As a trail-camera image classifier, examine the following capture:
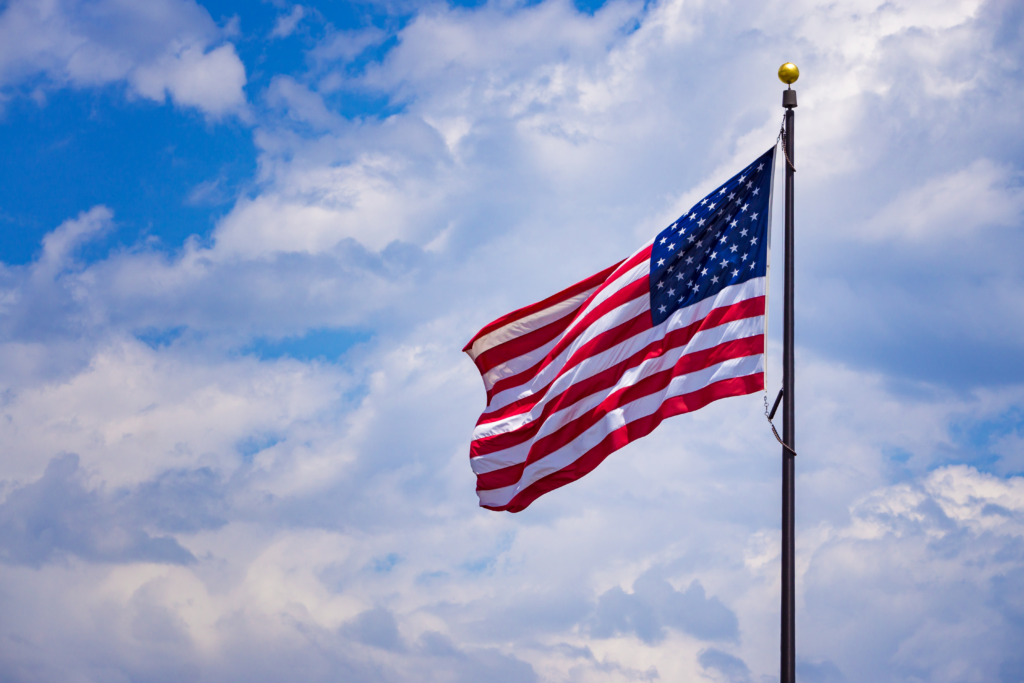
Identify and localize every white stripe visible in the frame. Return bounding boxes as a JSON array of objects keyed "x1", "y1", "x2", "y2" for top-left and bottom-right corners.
[
  {"x1": 466, "y1": 287, "x2": 599, "y2": 361},
  {"x1": 481, "y1": 336, "x2": 559, "y2": 392},
  {"x1": 472, "y1": 314, "x2": 764, "y2": 448},
  {"x1": 477, "y1": 354, "x2": 764, "y2": 507},
  {"x1": 479, "y1": 250, "x2": 660, "y2": 405},
  {"x1": 480, "y1": 277, "x2": 766, "y2": 418},
  {"x1": 560, "y1": 250, "x2": 651, "y2": 341},
  {"x1": 474, "y1": 352, "x2": 759, "y2": 477},
  {"x1": 482, "y1": 293, "x2": 650, "y2": 412}
]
